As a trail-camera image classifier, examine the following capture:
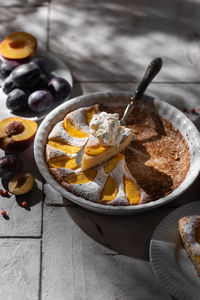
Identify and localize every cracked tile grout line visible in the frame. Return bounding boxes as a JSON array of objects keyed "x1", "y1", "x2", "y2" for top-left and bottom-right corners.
[
  {"x1": 38, "y1": 178, "x2": 45, "y2": 300},
  {"x1": 46, "y1": 0, "x2": 52, "y2": 52}
]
